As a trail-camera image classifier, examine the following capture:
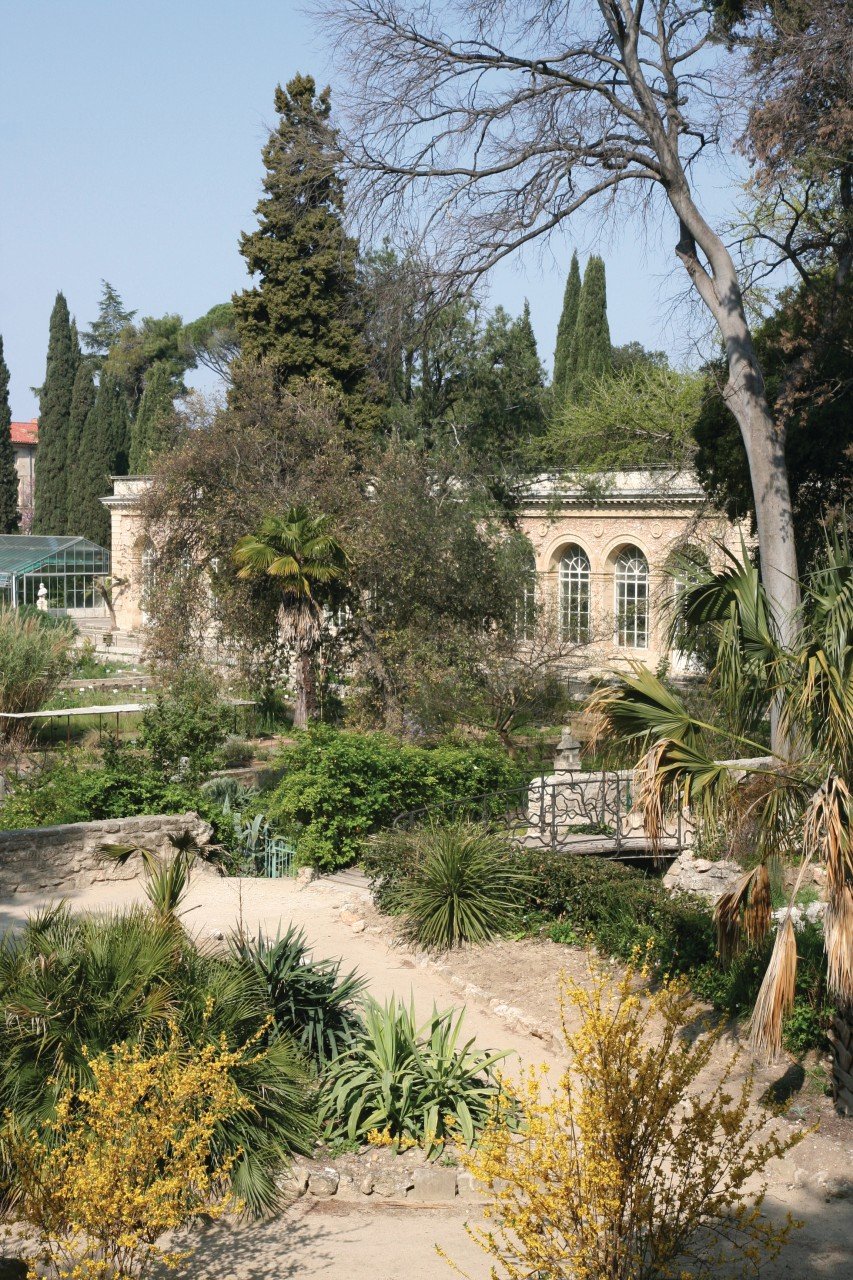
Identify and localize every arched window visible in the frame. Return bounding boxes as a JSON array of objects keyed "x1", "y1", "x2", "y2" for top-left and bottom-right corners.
[
  {"x1": 559, "y1": 545, "x2": 591, "y2": 642},
  {"x1": 614, "y1": 547, "x2": 649, "y2": 648},
  {"x1": 515, "y1": 554, "x2": 537, "y2": 641},
  {"x1": 668, "y1": 546, "x2": 710, "y2": 649}
]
